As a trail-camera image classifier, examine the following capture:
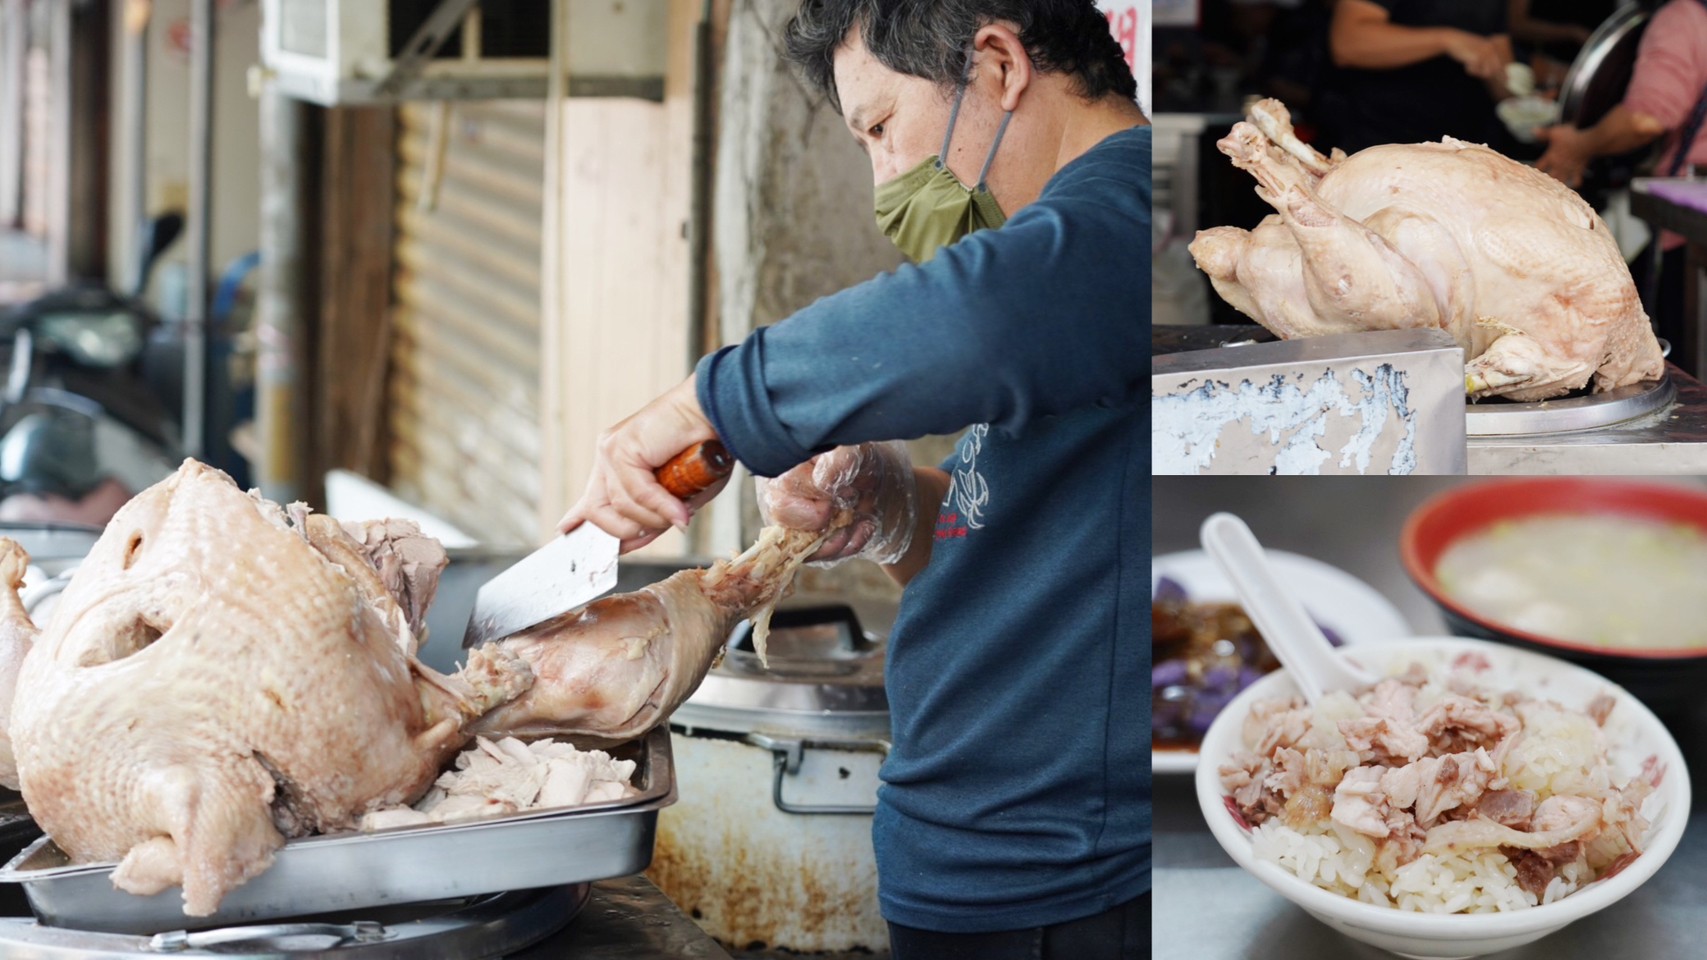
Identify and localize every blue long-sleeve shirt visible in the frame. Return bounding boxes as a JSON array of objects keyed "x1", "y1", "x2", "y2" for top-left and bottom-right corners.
[{"x1": 696, "y1": 124, "x2": 1150, "y2": 933}]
